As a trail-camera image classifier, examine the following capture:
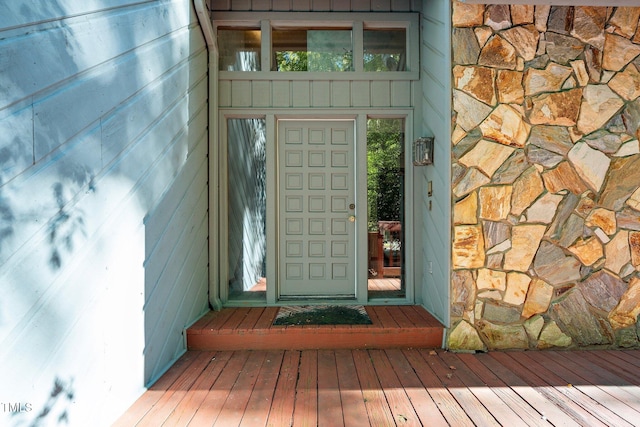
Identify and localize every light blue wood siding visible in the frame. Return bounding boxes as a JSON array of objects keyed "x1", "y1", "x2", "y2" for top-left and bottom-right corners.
[
  {"x1": 418, "y1": 0, "x2": 451, "y2": 327},
  {"x1": 0, "y1": 0, "x2": 210, "y2": 425}
]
